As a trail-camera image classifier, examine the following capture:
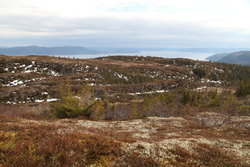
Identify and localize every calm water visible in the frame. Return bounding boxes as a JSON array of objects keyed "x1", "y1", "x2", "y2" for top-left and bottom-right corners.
[{"x1": 58, "y1": 51, "x2": 213, "y2": 61}]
